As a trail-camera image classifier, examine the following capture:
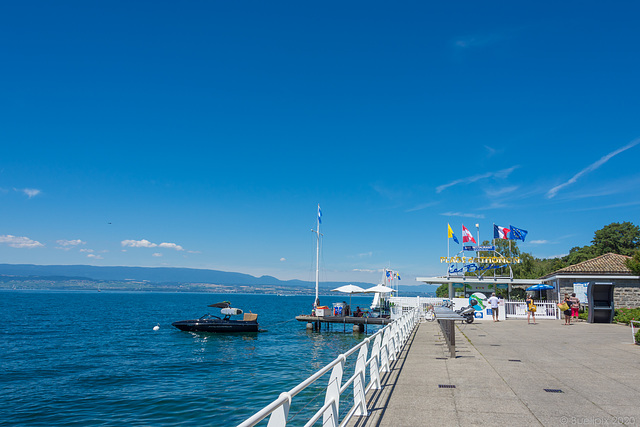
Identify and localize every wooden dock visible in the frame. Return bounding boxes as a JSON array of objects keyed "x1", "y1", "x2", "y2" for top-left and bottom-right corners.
[{"x1": 295, "y1": 315, "x2": 392, "y2": 332}]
